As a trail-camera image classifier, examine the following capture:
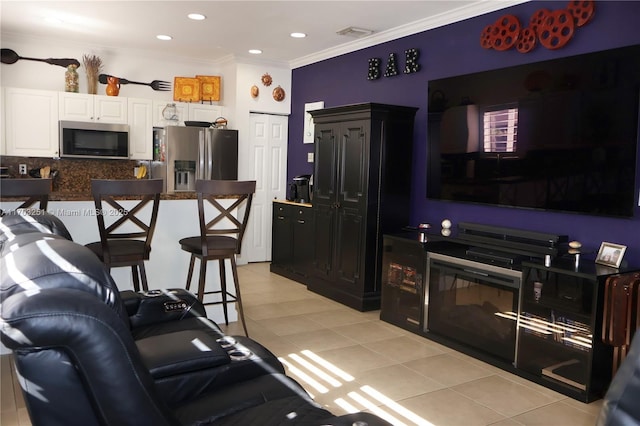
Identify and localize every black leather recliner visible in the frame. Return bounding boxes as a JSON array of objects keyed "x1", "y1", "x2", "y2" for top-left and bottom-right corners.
[
  {"x1": 3, "y1": 285, "x2": 390, "y2": 425},
  {"x1": 0, "y1": 210, "x2": 286, "y2": 405},
  {"x1": 0, "y1": 209, "x2": 390, "y2": 425}
]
